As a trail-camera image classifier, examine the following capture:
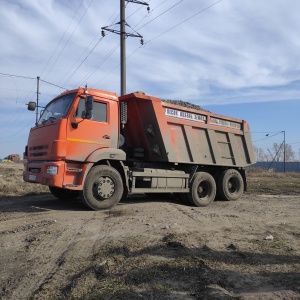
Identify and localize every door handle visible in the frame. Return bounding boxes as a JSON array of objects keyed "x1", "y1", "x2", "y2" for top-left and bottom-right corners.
[{"x1": 103, "y1": 135, "x2": 111, "y2": 139}]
